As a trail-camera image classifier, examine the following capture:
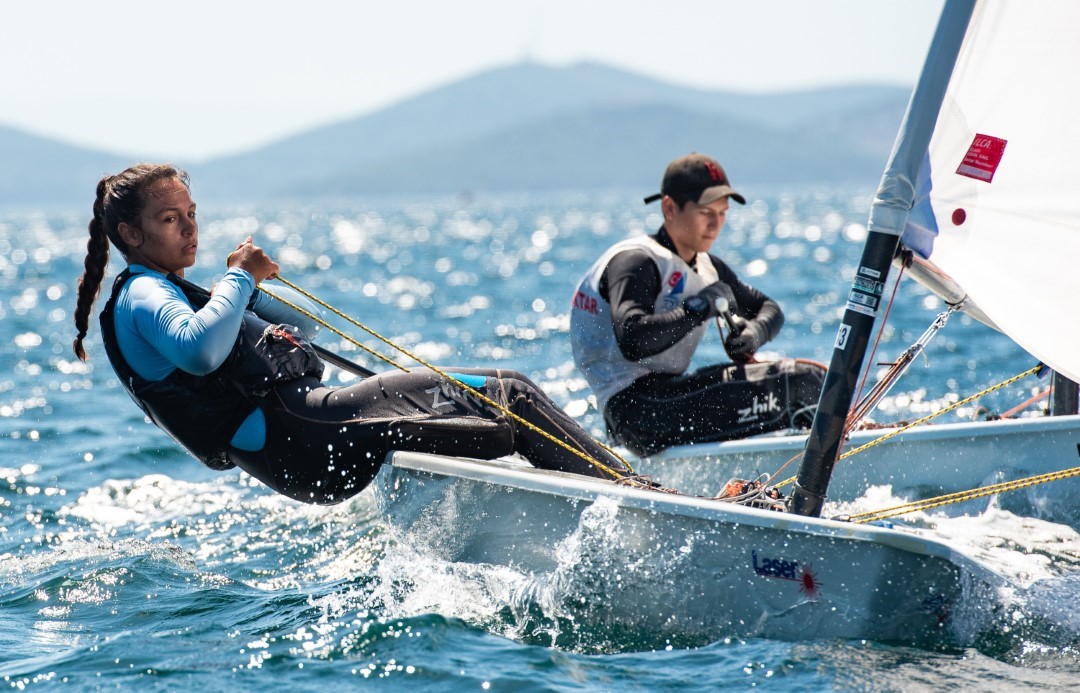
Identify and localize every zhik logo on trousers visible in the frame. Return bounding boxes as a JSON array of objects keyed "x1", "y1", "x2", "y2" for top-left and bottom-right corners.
[{"x1": 737, "y1": 392, "x2": 781, "y2": 423}]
